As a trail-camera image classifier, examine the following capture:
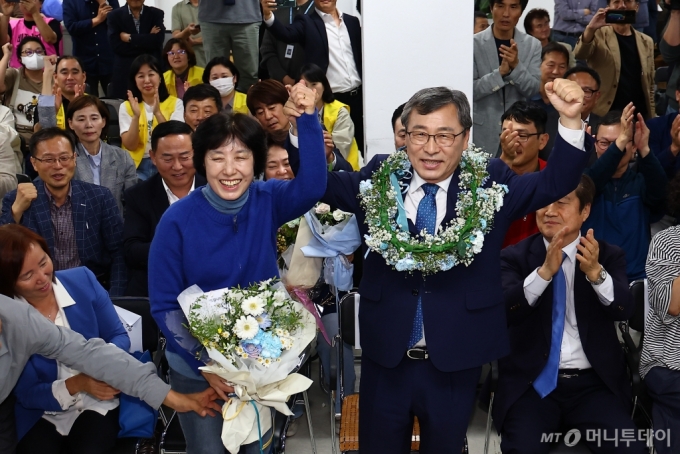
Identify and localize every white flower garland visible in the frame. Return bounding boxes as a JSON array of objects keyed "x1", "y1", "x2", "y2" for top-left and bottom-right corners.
[{"x1": 358, "y1": 148, "x2": 508, "y2": 275}]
